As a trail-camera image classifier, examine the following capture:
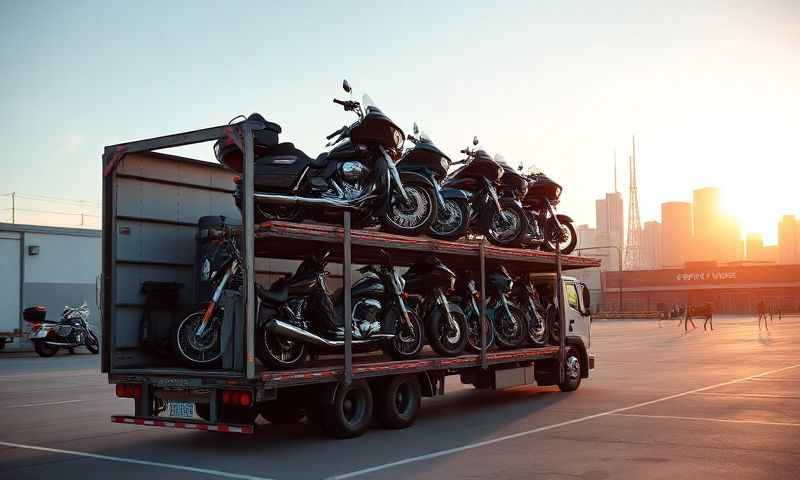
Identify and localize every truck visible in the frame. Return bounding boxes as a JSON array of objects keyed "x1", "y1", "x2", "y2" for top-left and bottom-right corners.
[{"x1": 101, "y1": 119, "x2": 600, "y2": 438}]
